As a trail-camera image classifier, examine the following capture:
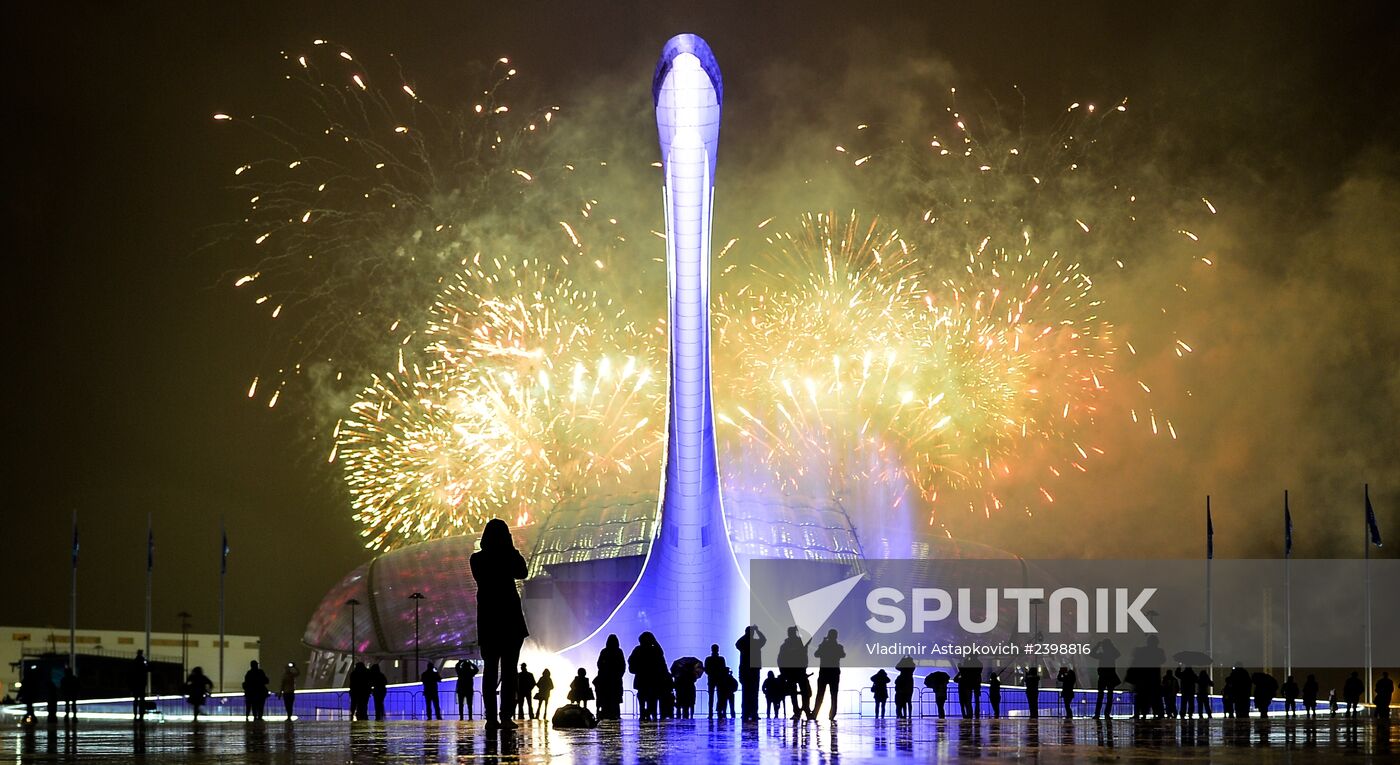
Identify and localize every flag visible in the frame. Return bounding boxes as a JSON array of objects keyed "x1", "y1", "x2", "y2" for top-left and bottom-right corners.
[
  {"x1": 71, "y1": 516, "x2": 80, "y2": 568},
  {"x1": 221, "y1": 528, "x2": 230, "y2": 575},
  {"x1": 1206, "y1": 497, "x2": 1214, "y2": 560},
  {"x1": 1284, "y1": 490, "x2": 1293, "y2": 558},
  {"x1": 1367, "y1": 486, "x2": 1383, "y2": 548}
]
